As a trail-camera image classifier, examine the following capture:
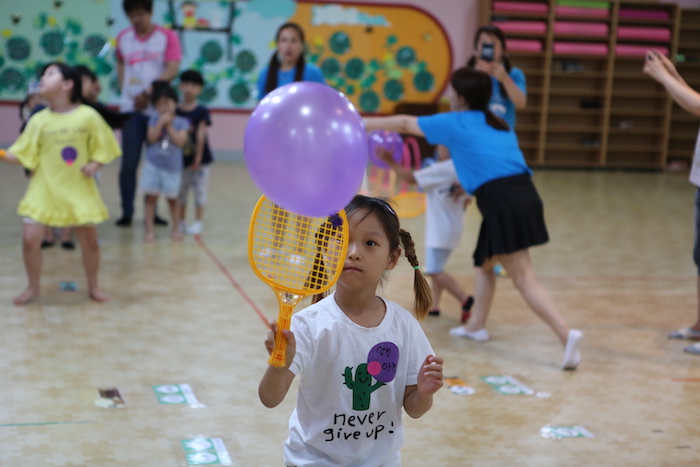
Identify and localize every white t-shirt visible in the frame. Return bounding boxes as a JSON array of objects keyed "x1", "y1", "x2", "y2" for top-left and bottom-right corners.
[
  {"x1": 285, "y1": 293, "x2": 435, "y2": 466},
  {"x1": 116, "y1": 25, "x2": 181, "y2": 112},
  {"x1": 689, "y1": 127, "x2": 700, "y2": 188},
  {"x1": 413, "y1": 159, "x2": 468, "y2": 249}
]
